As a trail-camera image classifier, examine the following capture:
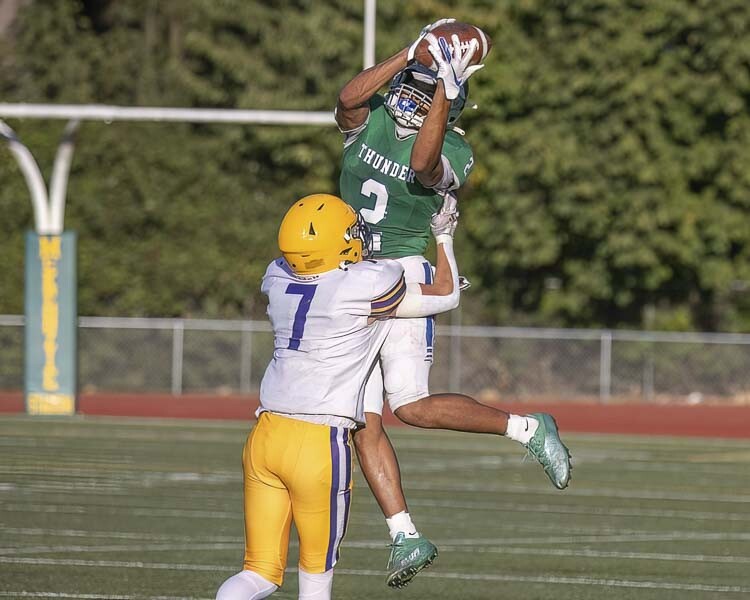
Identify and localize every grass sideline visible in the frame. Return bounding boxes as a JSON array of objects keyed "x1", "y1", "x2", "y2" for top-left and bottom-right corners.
[{"x1": 1, "y1": 415, "x2": 749, "y2": 599}]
